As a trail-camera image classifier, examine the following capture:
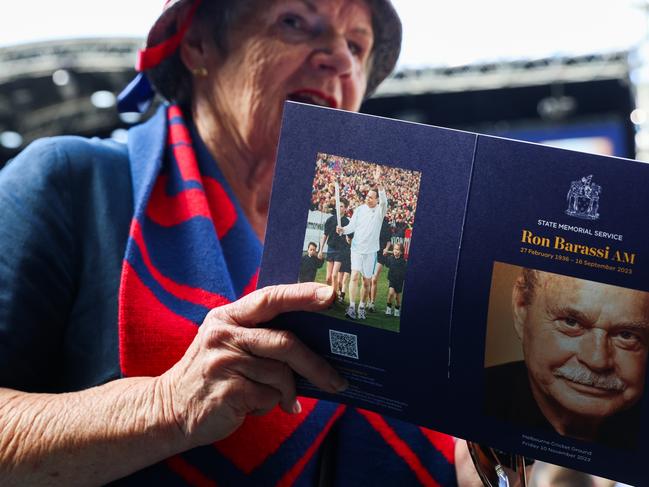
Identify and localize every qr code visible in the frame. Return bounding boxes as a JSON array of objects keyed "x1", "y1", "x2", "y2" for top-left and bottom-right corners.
[{"x1": 329, "y1": 329, "x2": 359, "y2": 359}]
